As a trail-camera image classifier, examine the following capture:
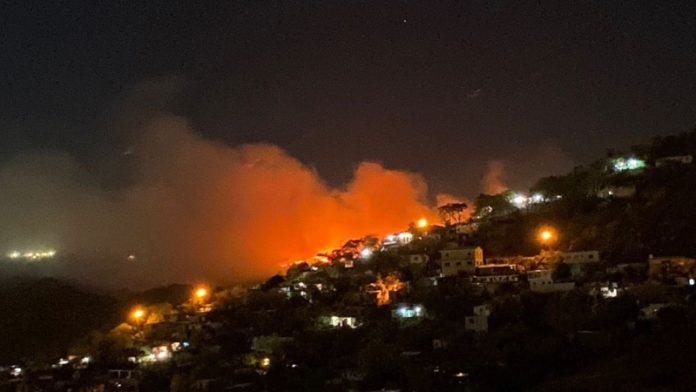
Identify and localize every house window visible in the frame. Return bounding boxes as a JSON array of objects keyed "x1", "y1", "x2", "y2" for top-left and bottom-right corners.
[
  {"x1": 444, "y1": 262, "x2": 451, "y2": 267},
  {"x1": 456, "y1": 262, "x2": 462, "y2": 266}
]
